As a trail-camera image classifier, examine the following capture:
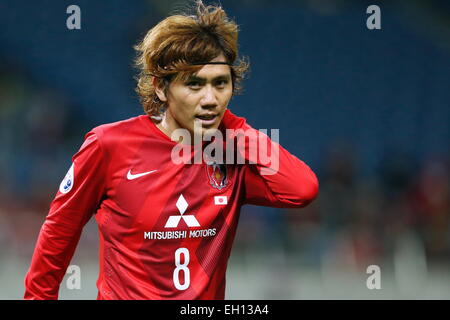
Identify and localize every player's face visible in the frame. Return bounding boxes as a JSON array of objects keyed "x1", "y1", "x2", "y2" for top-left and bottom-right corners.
[{"x1": 156, "y1": 54, "x2": 233, "y2": 140}]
